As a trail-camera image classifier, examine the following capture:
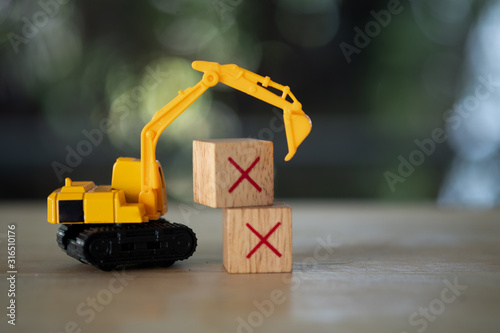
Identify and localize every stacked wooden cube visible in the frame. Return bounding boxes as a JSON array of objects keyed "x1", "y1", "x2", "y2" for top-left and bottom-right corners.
[{"x1": 193, "y1": 139, "x2": 292, "y2": 273}]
